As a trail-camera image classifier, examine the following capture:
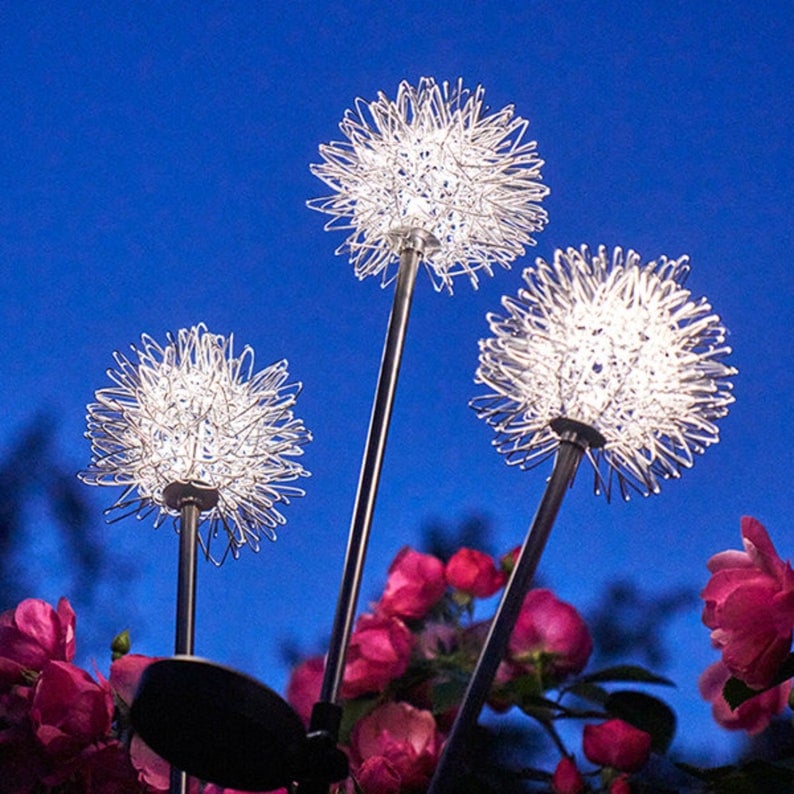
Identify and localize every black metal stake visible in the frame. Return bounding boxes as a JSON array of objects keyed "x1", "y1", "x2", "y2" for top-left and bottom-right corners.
[
  {"x1": 163, "y1": 482, "x2": 218, "y2": 794},
  {"x1": 426, "y1": 420, "x2": 604, "y2": 794},
  {"x1": 300, "y1": 230, "x2": 437, "y2": 794}
]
